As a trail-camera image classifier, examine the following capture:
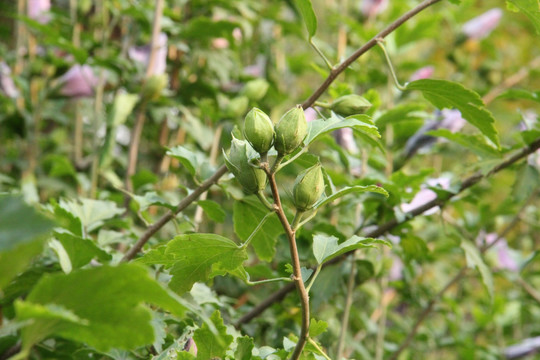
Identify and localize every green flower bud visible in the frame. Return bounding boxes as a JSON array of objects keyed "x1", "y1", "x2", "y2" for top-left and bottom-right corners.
[
  {"x1": 141, "y1": 74, "x2": 168, "y2": 101},
  {"x1": 223, "y1": 136, "x2": 267, "y2": 194},
  {"x1": 292, "y1": 163, "x2": 325, "y2": 211},
  {"x1": 226, "y1": 96, "x2": 249, "y2": 118},
  {"x1": 274, "y1": 105, "x2": 308, "y2": 155},
  {"x1": 330, "y1": 94, "x2": 371, "y2": 117},
  {"x1": 242, "y1": 78, "x2": 269, "y2": 101},
  {"x1": 244, "y1": 108, "x2": 275, "y2": 154}
]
